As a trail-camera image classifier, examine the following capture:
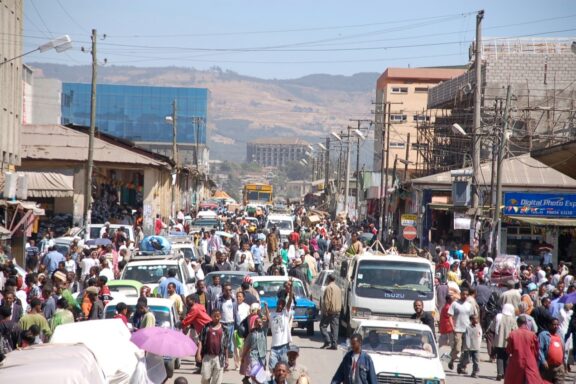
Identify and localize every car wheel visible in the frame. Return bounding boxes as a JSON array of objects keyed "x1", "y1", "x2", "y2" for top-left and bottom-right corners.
[
  {"x1": 306, "y1": 321, "x2": 314, "y2": 336},
  {"x1": 174, "y1": 358, "x2": 181, "y2": 369},
  {"x1": 165, "y1": 360, "x2": 175, "y2": 378}
]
